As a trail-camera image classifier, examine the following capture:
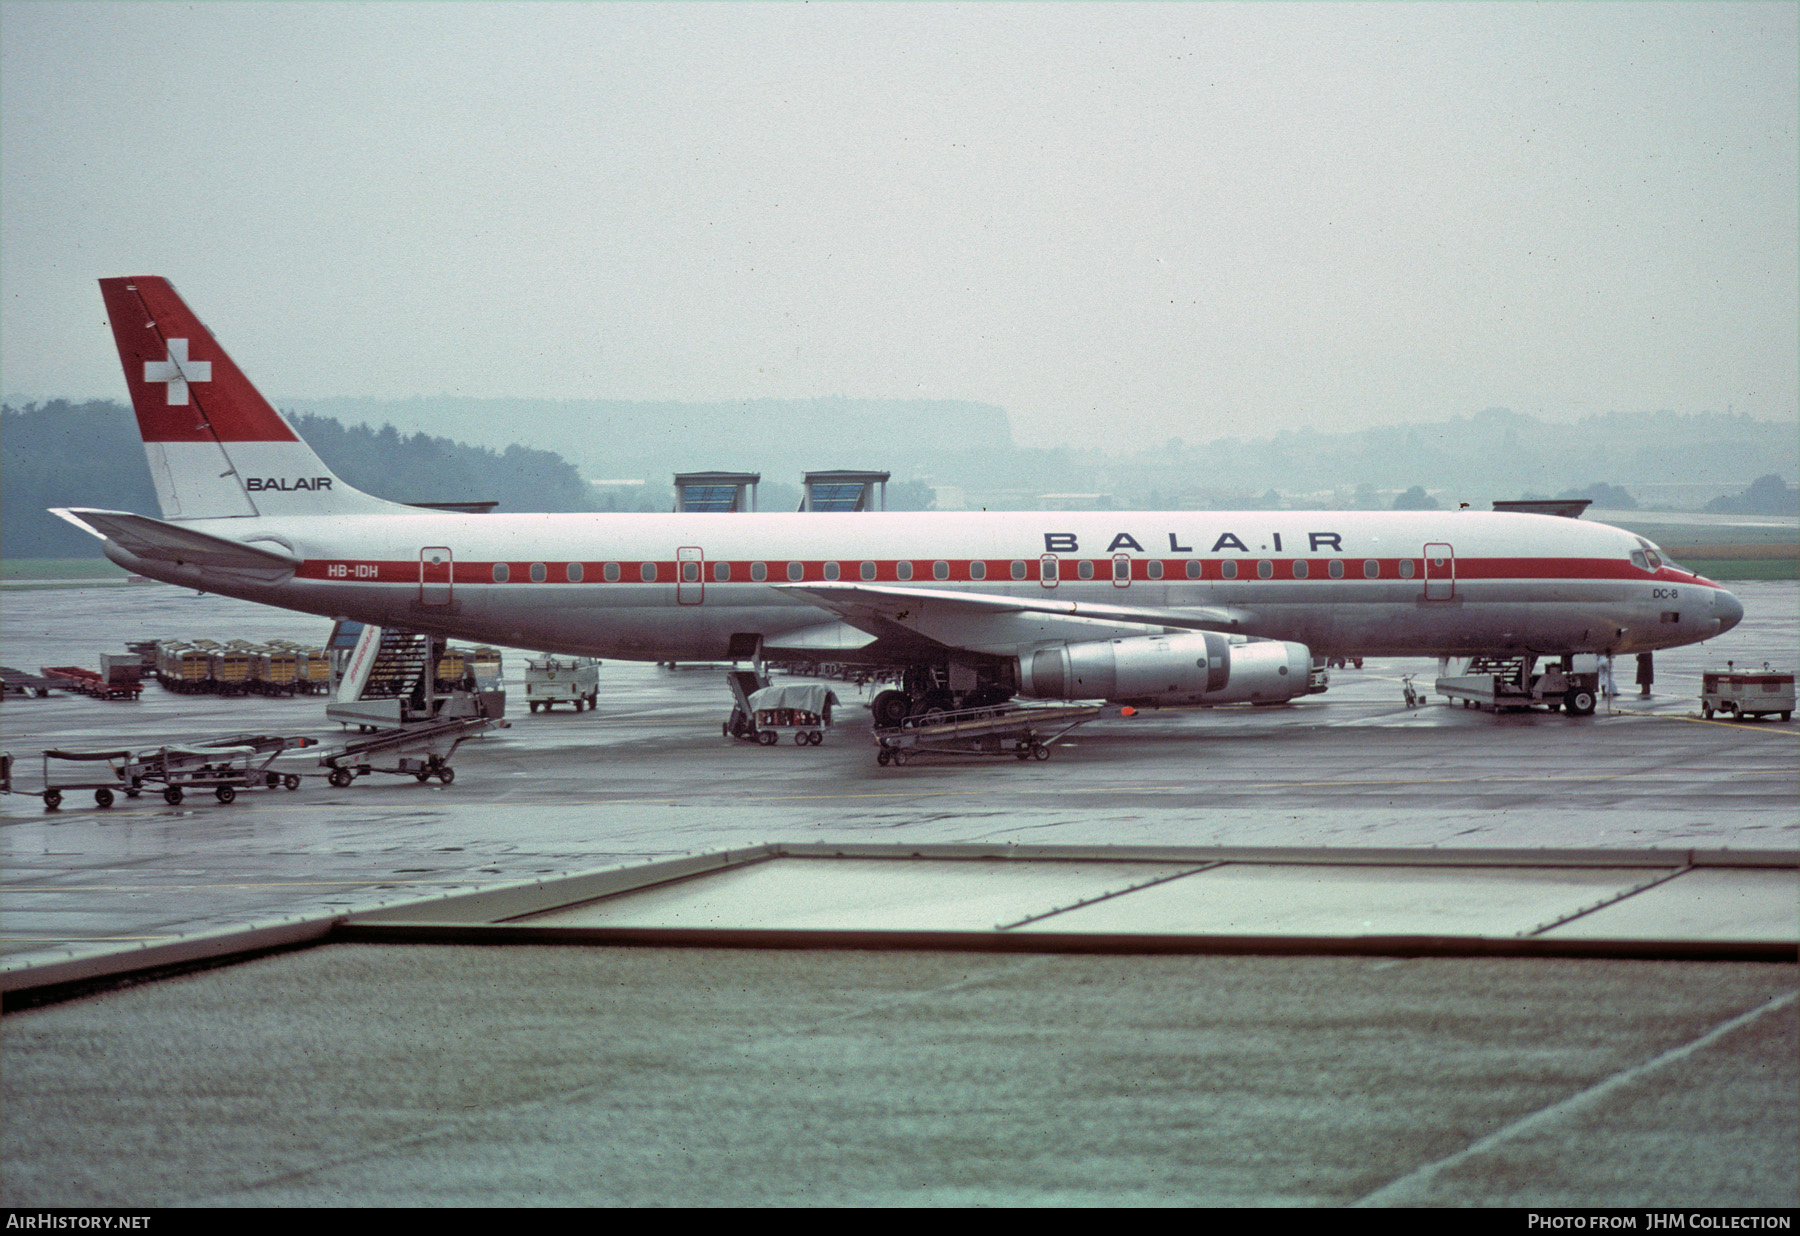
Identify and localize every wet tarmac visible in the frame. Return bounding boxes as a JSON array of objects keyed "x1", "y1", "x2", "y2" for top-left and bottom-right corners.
[
  {"x1": 3, "y1": 580, "x2": 1795, "y2": 962},
  {"x1": 2, "y1": 579, "x2": 1796, "y2": 1206}
]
